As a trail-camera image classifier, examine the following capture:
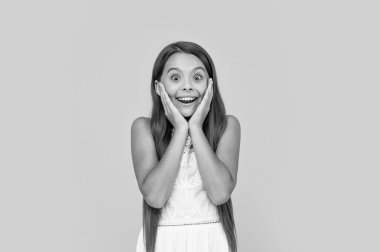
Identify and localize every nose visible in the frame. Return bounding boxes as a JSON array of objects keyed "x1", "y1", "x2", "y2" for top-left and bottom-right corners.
[{"x1": 182, "y1": 78, "x2": 193, "y2": 91}]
